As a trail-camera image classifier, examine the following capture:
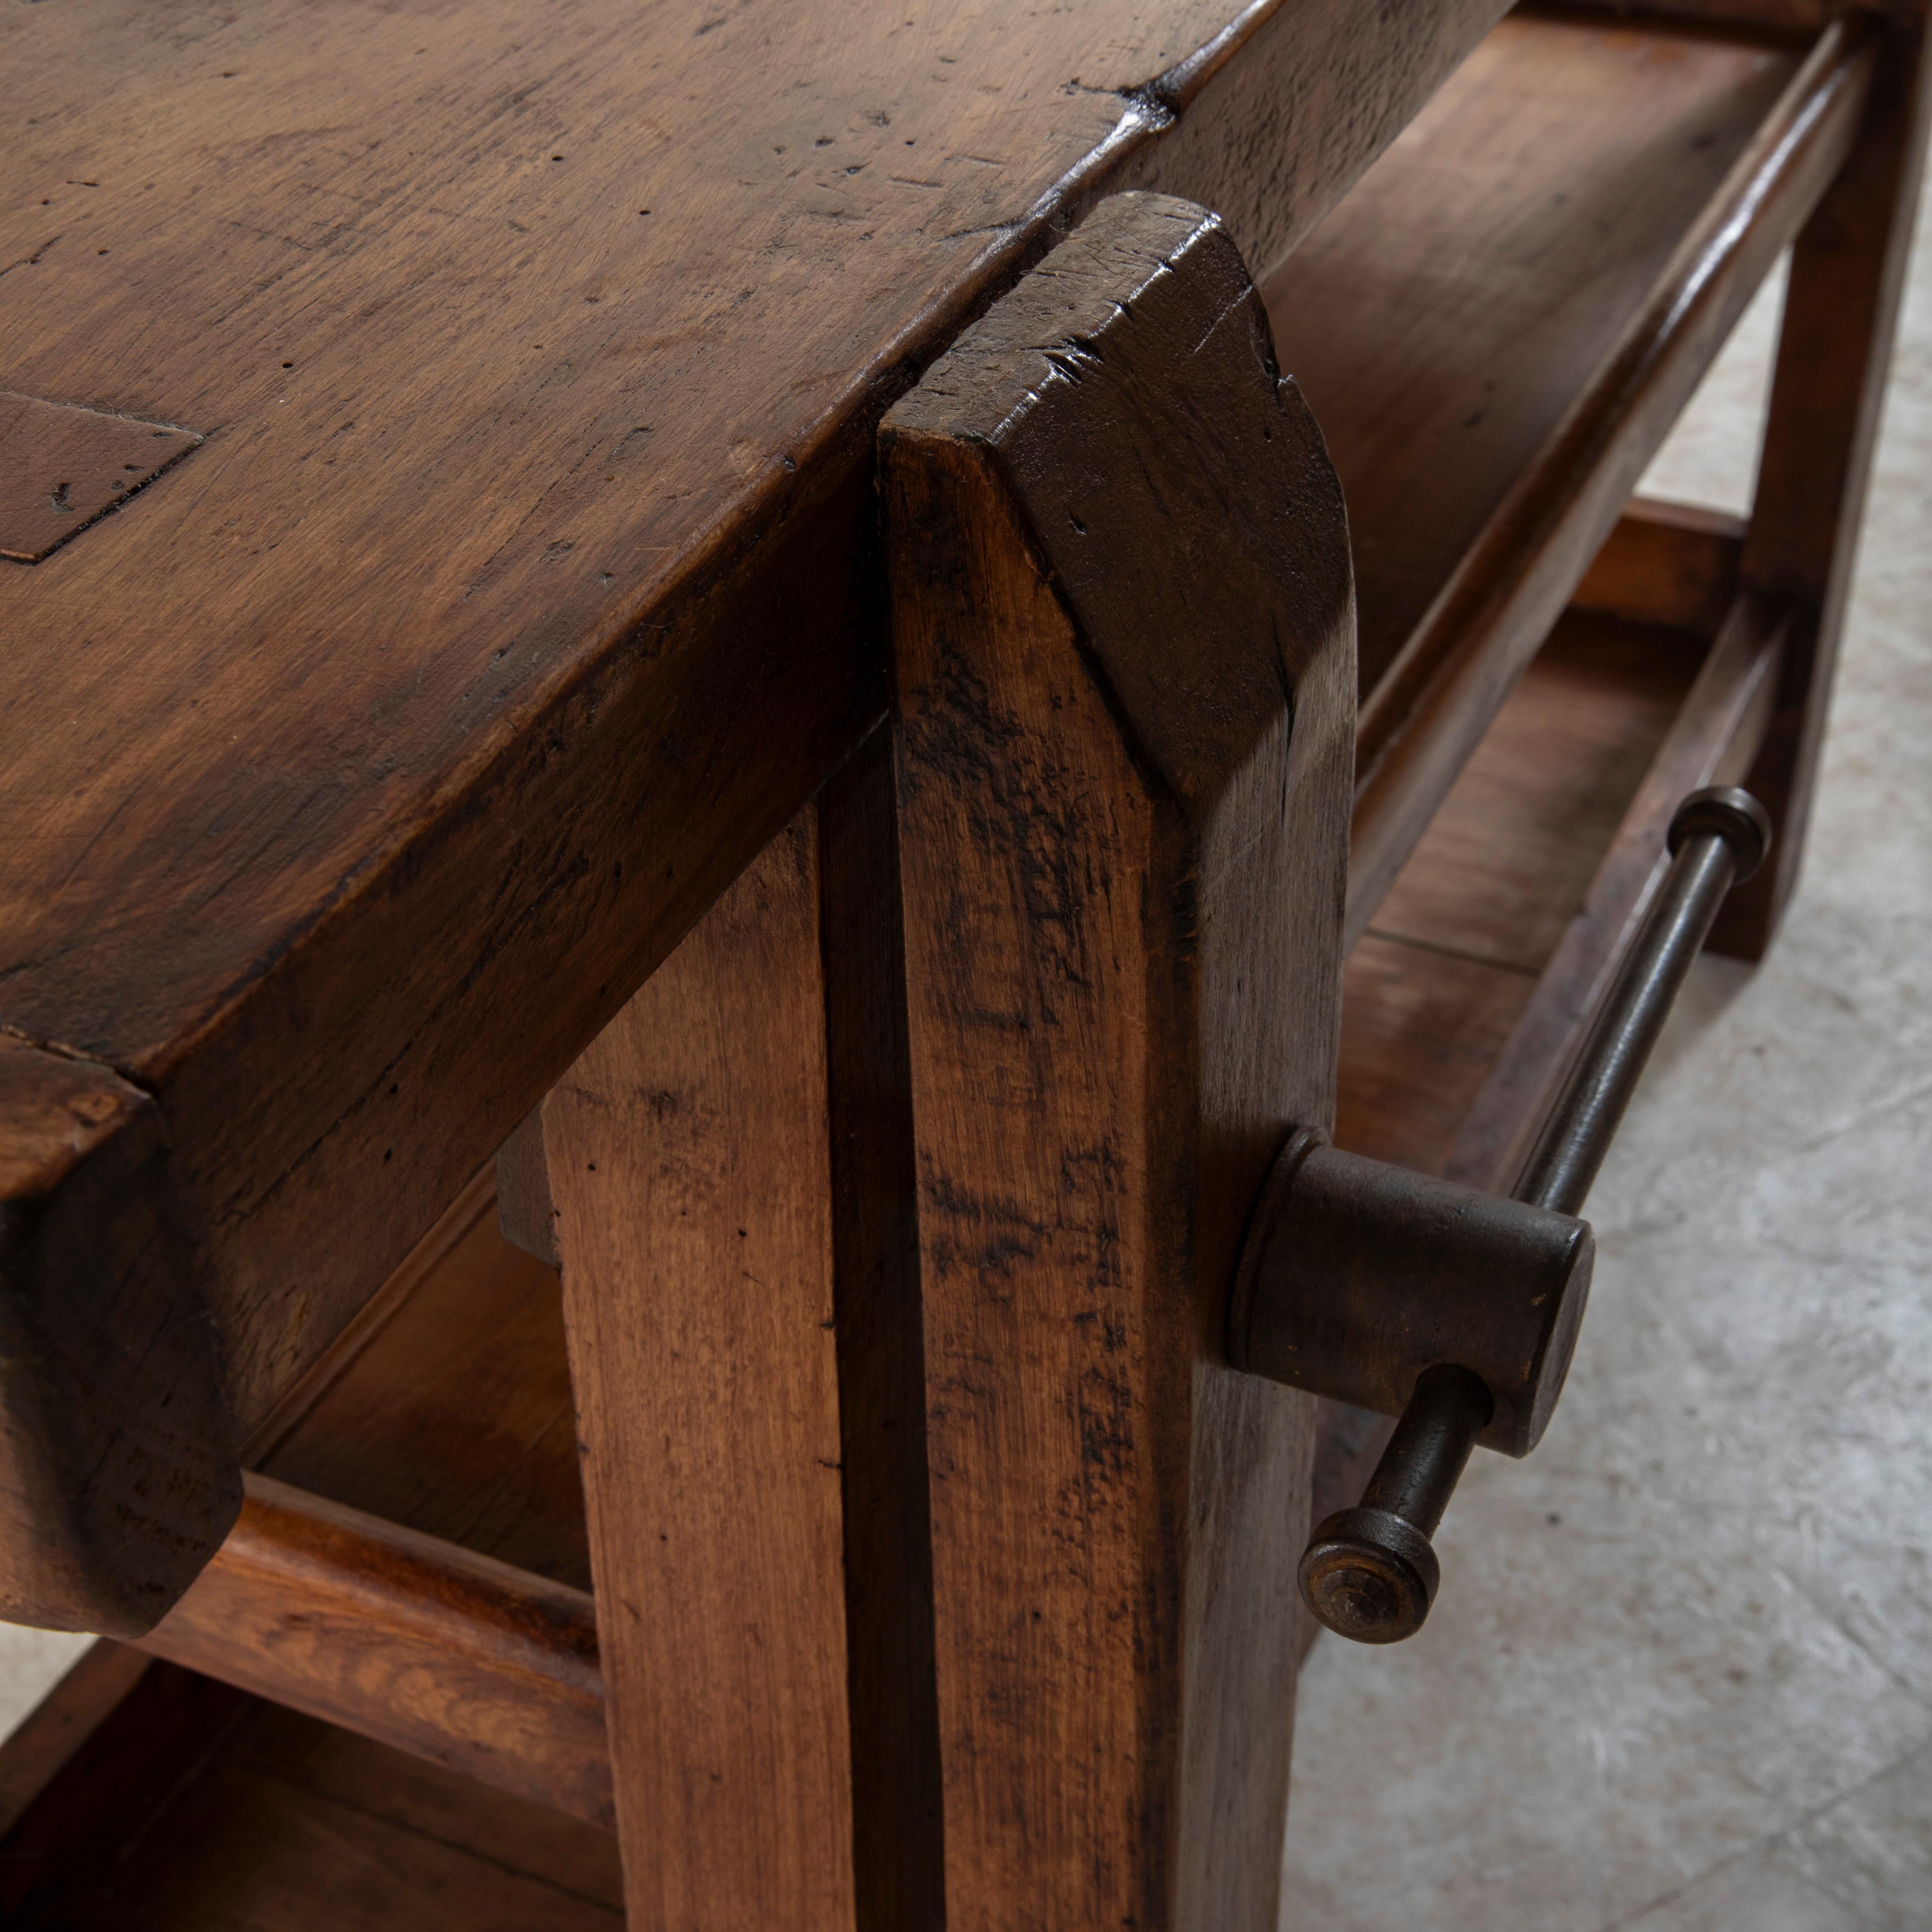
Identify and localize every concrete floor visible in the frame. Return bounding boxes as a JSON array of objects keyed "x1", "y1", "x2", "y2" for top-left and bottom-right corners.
[
  {"x1": 0, "y1": 114, "x2": 1926, "y2": 1932},
  {"x1": 1282, "y1": 192, "x2": 1932, "y2": 1930}
]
